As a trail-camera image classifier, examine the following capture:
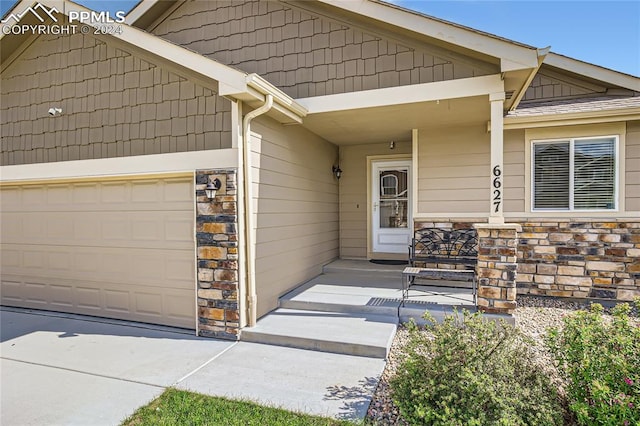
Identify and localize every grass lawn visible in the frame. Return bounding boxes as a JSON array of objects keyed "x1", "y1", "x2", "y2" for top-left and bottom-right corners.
[{"x1": 122, "y1": 388, "x2": 356, "y2": 426}]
